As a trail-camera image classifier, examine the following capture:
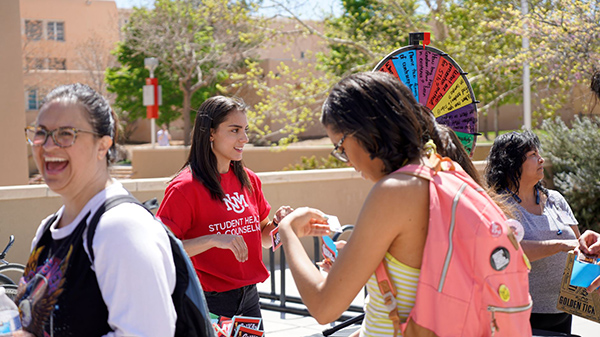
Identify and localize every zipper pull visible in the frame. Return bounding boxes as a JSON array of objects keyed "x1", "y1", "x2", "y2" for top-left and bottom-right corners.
[{"x1": 490, "y1": 310, "x2": 499, "y2": 337}]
